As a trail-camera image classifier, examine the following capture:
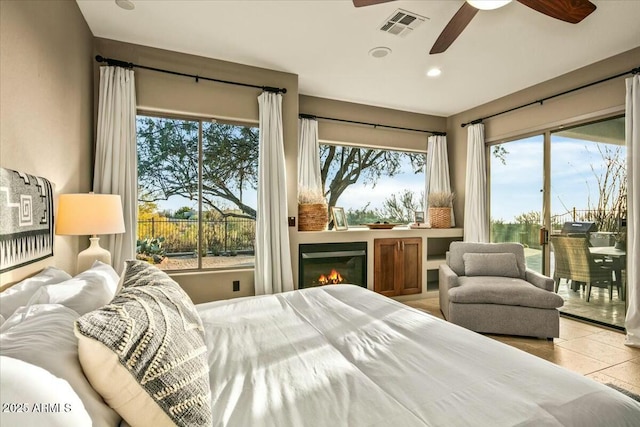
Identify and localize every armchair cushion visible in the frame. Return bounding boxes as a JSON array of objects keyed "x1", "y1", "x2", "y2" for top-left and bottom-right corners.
[
  {"x1": 449, "y1": 277, "x2": 564, "y2": 309},
  {"x1": 449, "y1": 242, "x2": 526, "y2": 279},
  {"x1": 463, "y1": 253, "x2": 520, "y2": 278}
]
